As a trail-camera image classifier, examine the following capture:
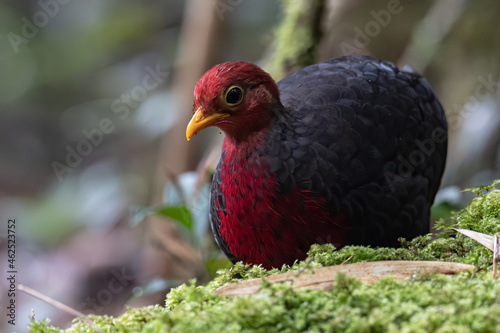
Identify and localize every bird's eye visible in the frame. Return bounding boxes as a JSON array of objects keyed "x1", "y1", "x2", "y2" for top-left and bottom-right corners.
[{"x1": 224, "y1": 86, "x2": 244, "y2": 105}]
